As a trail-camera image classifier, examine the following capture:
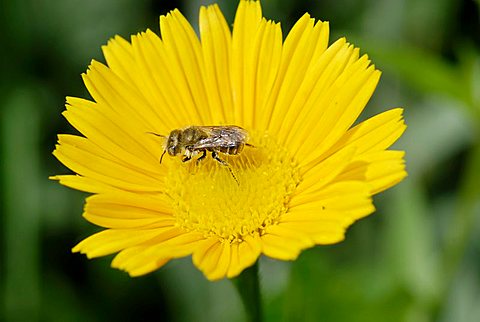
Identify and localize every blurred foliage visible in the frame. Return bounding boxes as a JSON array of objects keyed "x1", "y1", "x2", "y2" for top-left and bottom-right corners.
[{"x1": 1, "y1": 0, "x2": 480, "y2": 321}]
